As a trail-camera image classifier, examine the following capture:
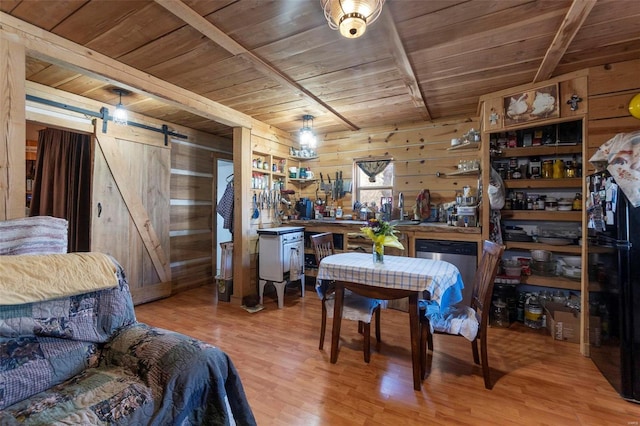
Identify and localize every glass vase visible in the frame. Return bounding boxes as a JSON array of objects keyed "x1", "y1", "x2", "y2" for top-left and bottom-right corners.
[{"x1": 373, "y1": 241, "x2": 384, "y2": 263}]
